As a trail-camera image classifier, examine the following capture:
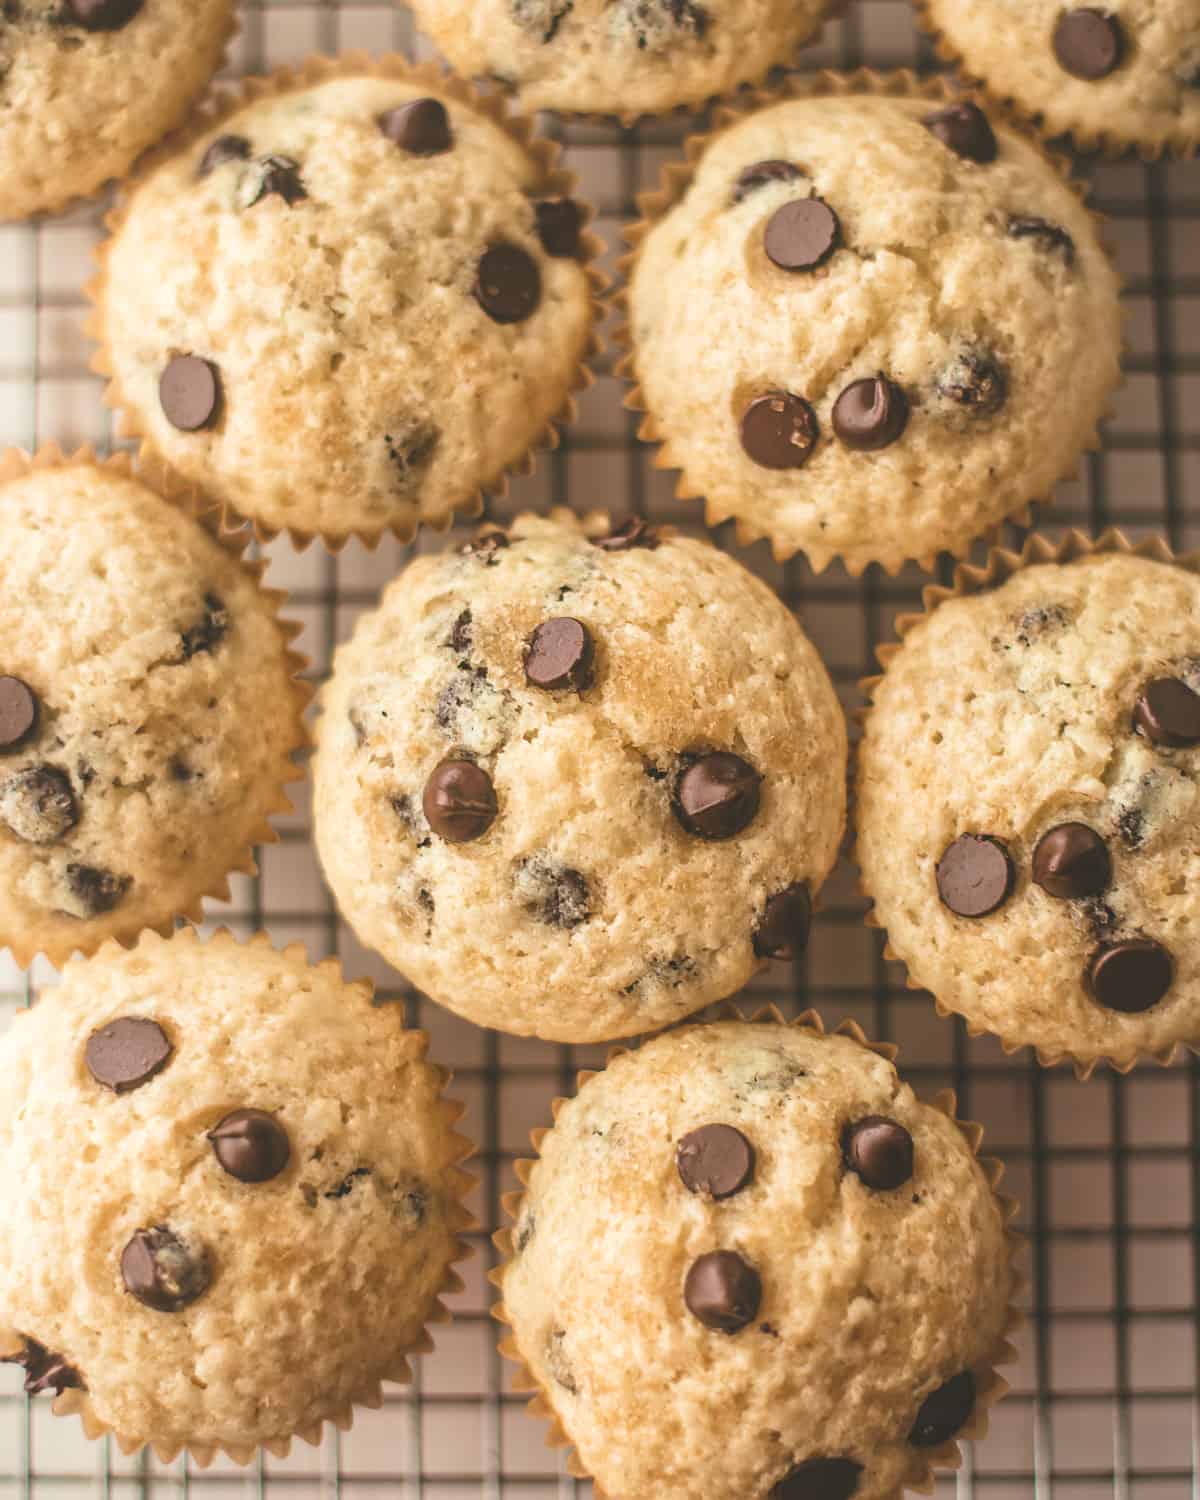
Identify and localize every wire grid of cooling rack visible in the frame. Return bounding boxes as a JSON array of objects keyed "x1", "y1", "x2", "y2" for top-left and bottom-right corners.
[{"x1": 1, "y1": 0, "x2": 1199, "y2": 1496}]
